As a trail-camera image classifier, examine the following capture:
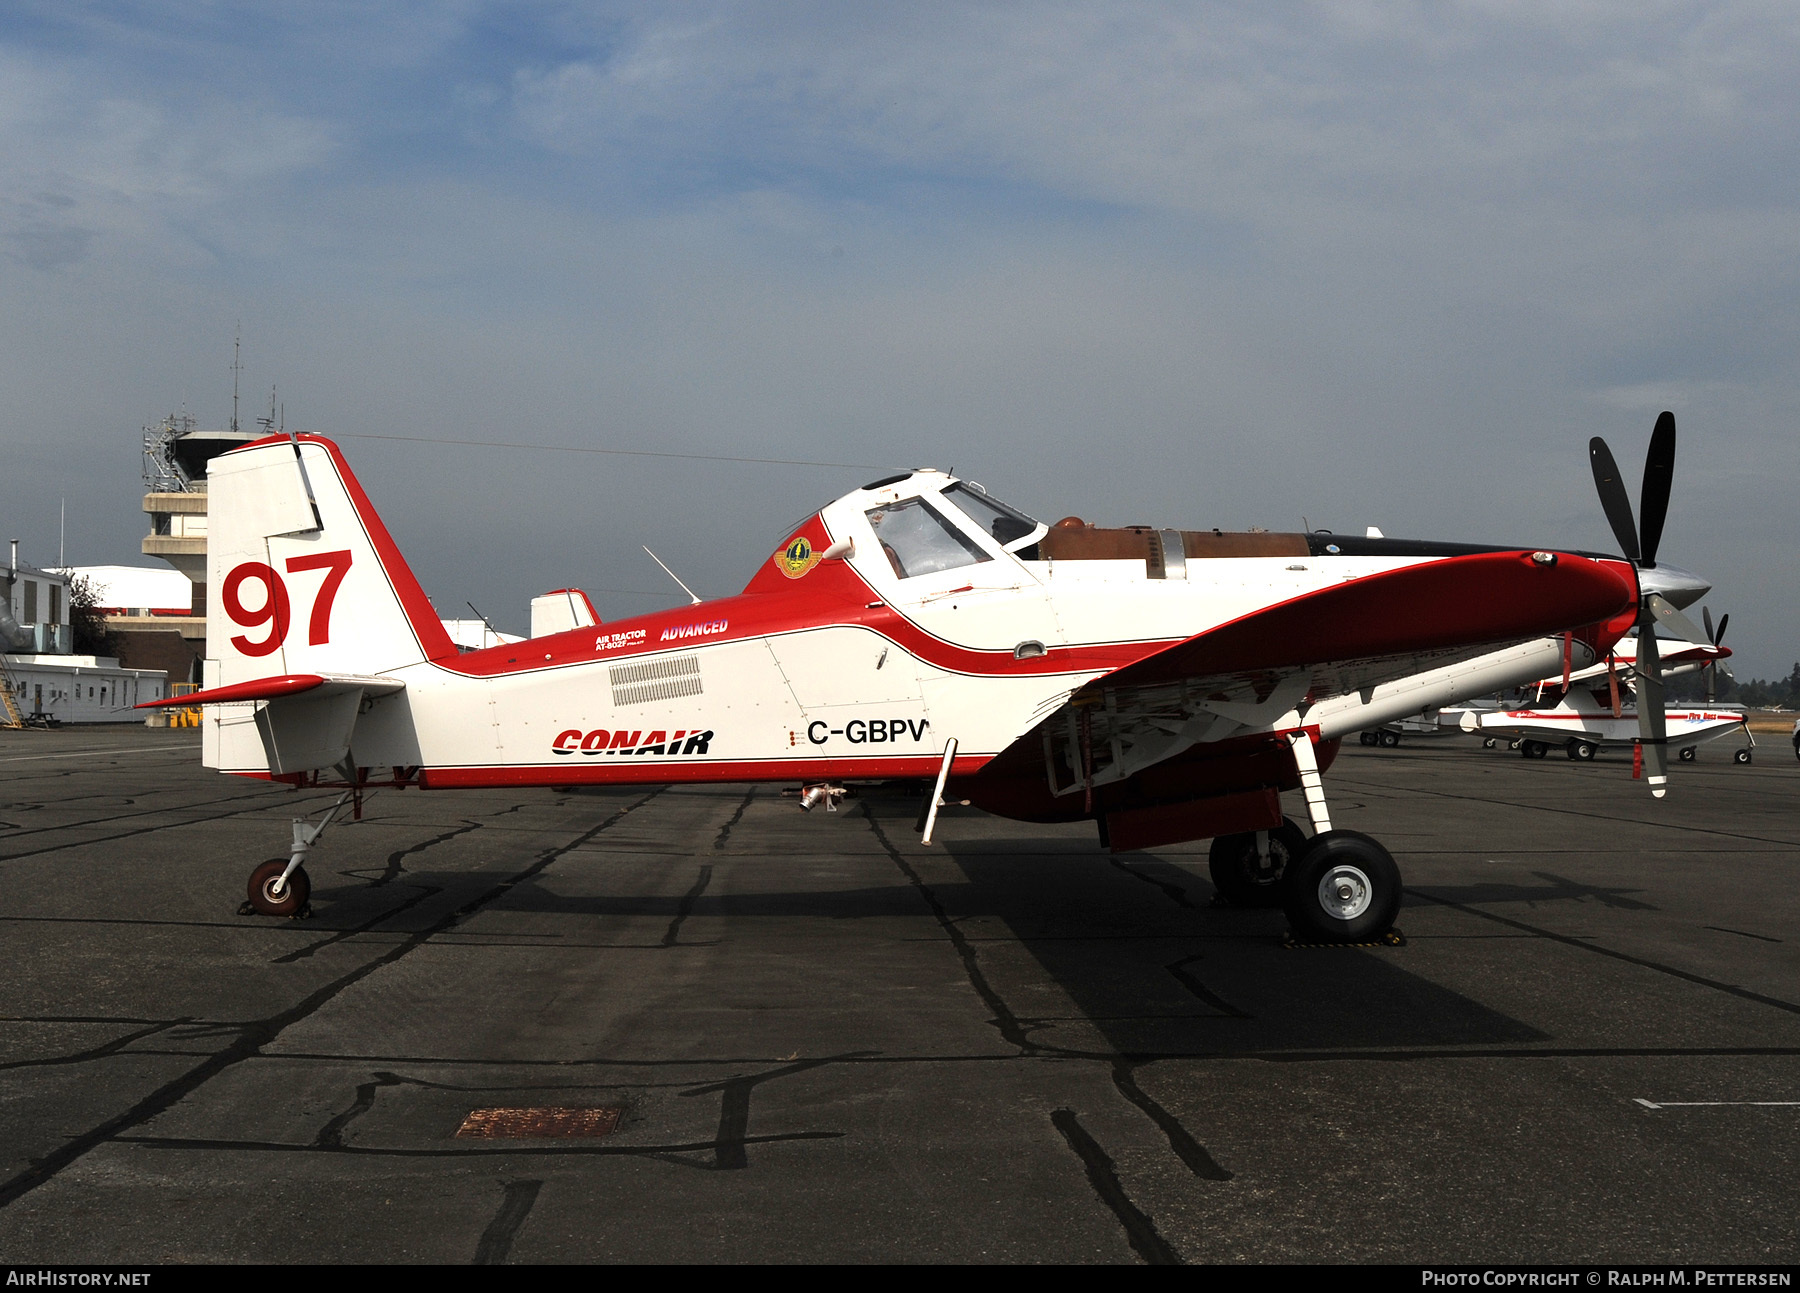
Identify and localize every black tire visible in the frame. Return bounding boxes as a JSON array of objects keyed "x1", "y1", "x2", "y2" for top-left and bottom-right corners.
[
  {"x1": 1521, "y1": 739, "x2": 1548, "y2": 759},
  {"x1": 1209, "y1": 818, "x2": 1309, "y2": 908},
  {"x1": 1734, "y1": 748, "x2": 1753, "y2": 765},
  {"x1": 1281, "y1": 830, "x2": 1402, "y2": 944},
  {"x1": 247, "y1": 859, "x2": 310, "y2": 917},
  {"x1": 1482, "y1": 737, "x2": 1497, "y2": 749},
  {"x1": 1568, "y1": 740, "x2": 1597, "y2": 761},
  {"x1": 1379, "y1": 730, "x2": 1401, "y2": 749},
  {"x1": 1678, "y1": 746, "x2": 1696, "y2": 763},
  {"x1": 1359, "y1": 731, "x2": 1378, "y2": 747}
]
